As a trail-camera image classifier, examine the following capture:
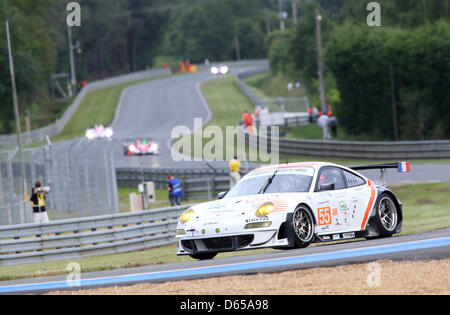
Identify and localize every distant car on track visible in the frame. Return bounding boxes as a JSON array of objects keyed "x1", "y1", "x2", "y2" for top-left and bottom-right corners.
[
  {"x1": 85, "y1": 125, "x2": 113, "y2": 140},
  {"x1": 210, "y1": 65, "x2": 230, "y2": 75},
  {"x1": 176, "y1": 161, "x2": 410, "y2": 260},
  {"x1": 123, "y1": 139, "x2": 159, "y2": 156}
]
